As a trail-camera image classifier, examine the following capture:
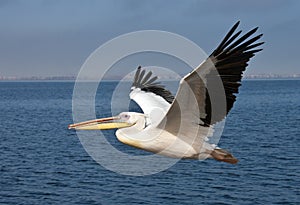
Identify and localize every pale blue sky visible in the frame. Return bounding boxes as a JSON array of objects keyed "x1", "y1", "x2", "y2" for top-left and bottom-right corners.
[{"x1": 0, "y1": 0, "x2": 299, "y2": 77}]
